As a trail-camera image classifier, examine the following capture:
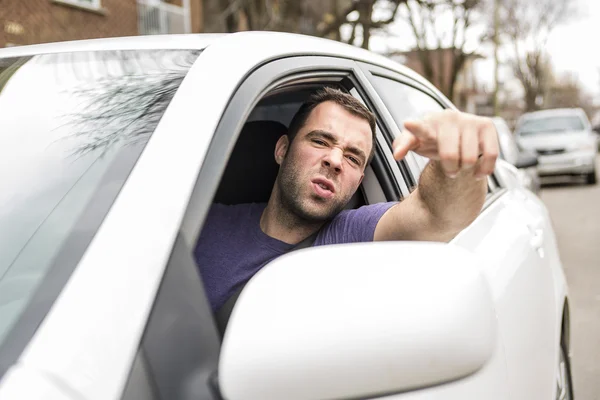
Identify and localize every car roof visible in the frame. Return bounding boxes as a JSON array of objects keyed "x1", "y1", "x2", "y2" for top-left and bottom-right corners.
[
  {"x1": 0, "y1": 34, "x2": 226, "y2": 57},
  {"x1": 518, "y1": 108, "x2": 586, "y2": 120},
  {"x1": 0, "y1": 32, "x2": 436, "y2": 95}
]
